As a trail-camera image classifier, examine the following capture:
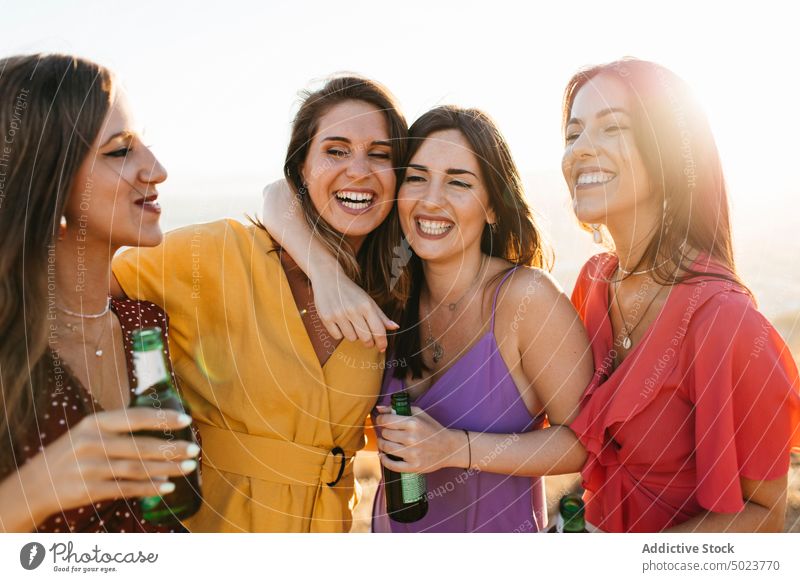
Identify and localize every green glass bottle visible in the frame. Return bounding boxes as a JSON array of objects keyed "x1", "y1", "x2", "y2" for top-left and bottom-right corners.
[
  {"x1": 547, "y1": 493, "x2": 588, "y2": 533},
  {"x1": 131, "y1": 327, "x2": 202, "y2": 525},
  {"x1": 382, "y1": 391, "x2": 428, "y2": 523}
]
